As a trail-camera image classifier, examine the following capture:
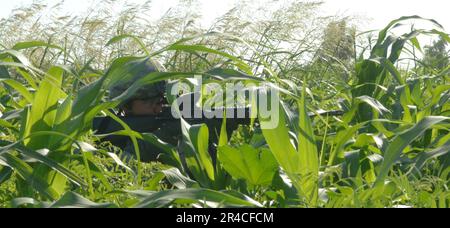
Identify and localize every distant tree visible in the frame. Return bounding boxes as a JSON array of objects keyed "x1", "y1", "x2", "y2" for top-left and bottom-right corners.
[
  {"x1": 320, "y1": 20, "x2": 356, "y2": 63},
  {"x1": 307, "y1": 19, "x2": 356, "y2": 82},
  {"x1": 422, "y1": 37, "x2": 449, "y2": 71}
]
